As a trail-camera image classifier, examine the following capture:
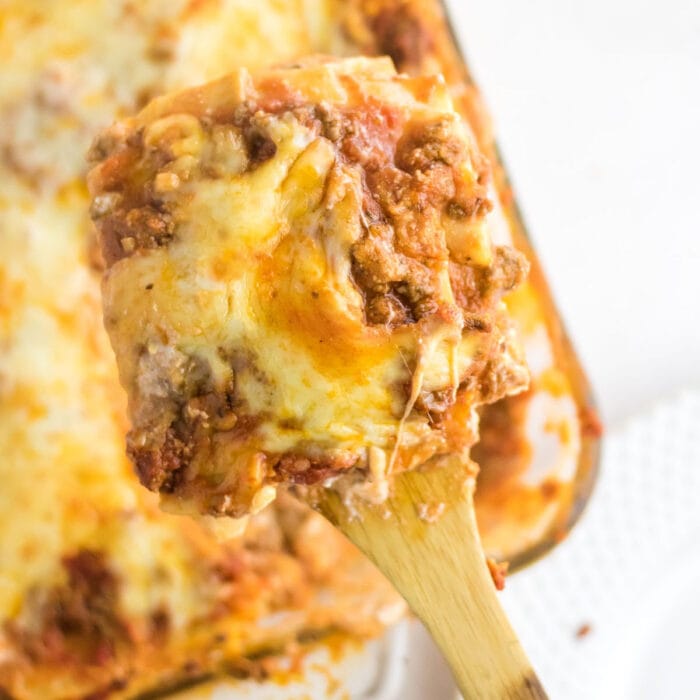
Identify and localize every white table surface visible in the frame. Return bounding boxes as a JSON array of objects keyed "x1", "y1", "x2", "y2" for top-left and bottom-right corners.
[{"x1": 447, "y1": 0, "x2": 700, "y2": 428}]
